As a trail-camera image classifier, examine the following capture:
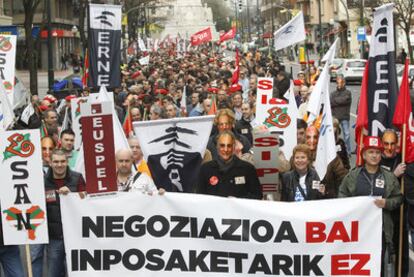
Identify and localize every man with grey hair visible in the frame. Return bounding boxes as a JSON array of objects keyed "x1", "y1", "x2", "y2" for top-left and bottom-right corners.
[
  {"x1": 149, "y1": 104, "x2": 163, "y2": 120},
  {"x1": 330, "y1": 74, "x2": 352, "y2": 155},
  {"x1": 115, "y1": 148, "x2": 160, "y2": 194}
]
